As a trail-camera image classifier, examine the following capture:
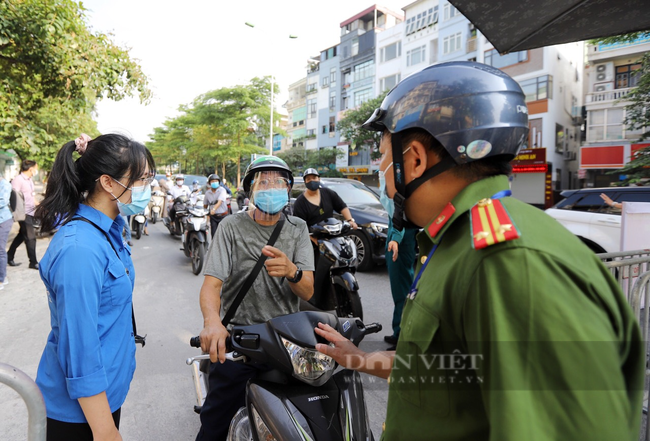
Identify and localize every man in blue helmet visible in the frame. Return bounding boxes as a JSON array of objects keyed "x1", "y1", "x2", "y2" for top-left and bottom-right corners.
[{"x1": 314, "y1": 62, "x2": 644, "y2": 440}]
